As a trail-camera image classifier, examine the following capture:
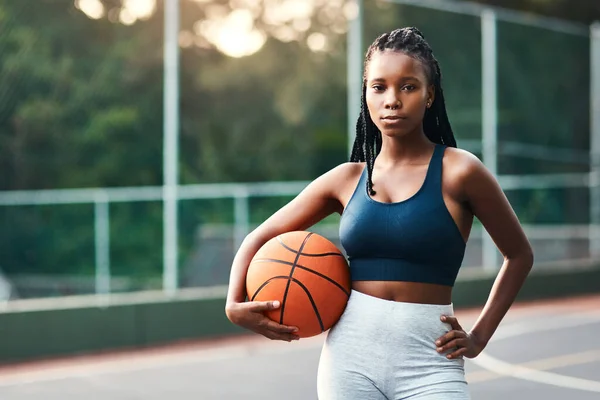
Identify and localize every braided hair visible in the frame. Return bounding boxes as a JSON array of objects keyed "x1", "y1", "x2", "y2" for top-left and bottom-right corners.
[{"x1": 350, "y1": 27, "x2": 456, "y2": 195}]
